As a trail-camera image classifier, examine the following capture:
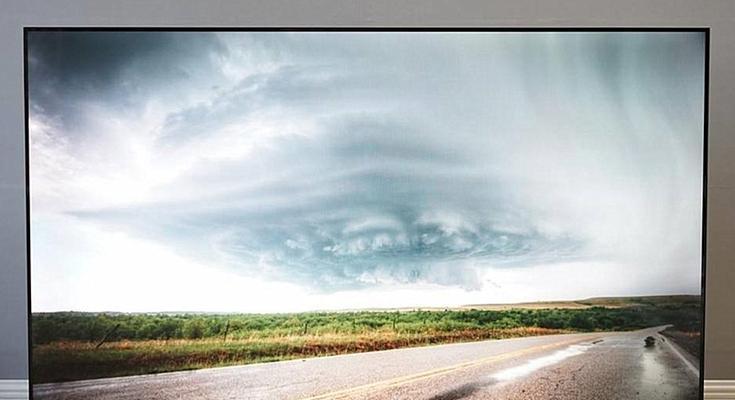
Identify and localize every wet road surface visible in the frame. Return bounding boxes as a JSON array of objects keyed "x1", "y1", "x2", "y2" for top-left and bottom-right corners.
[{"x1": 33, "y1": 325, "x2": 698, "y2": 400}]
